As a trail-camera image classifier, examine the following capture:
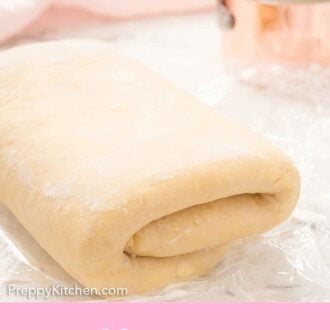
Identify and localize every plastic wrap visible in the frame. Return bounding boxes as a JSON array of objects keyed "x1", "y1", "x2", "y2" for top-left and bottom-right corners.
[{"x1": 1, "y1": 13, "x2": 330, "y2": 302}]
